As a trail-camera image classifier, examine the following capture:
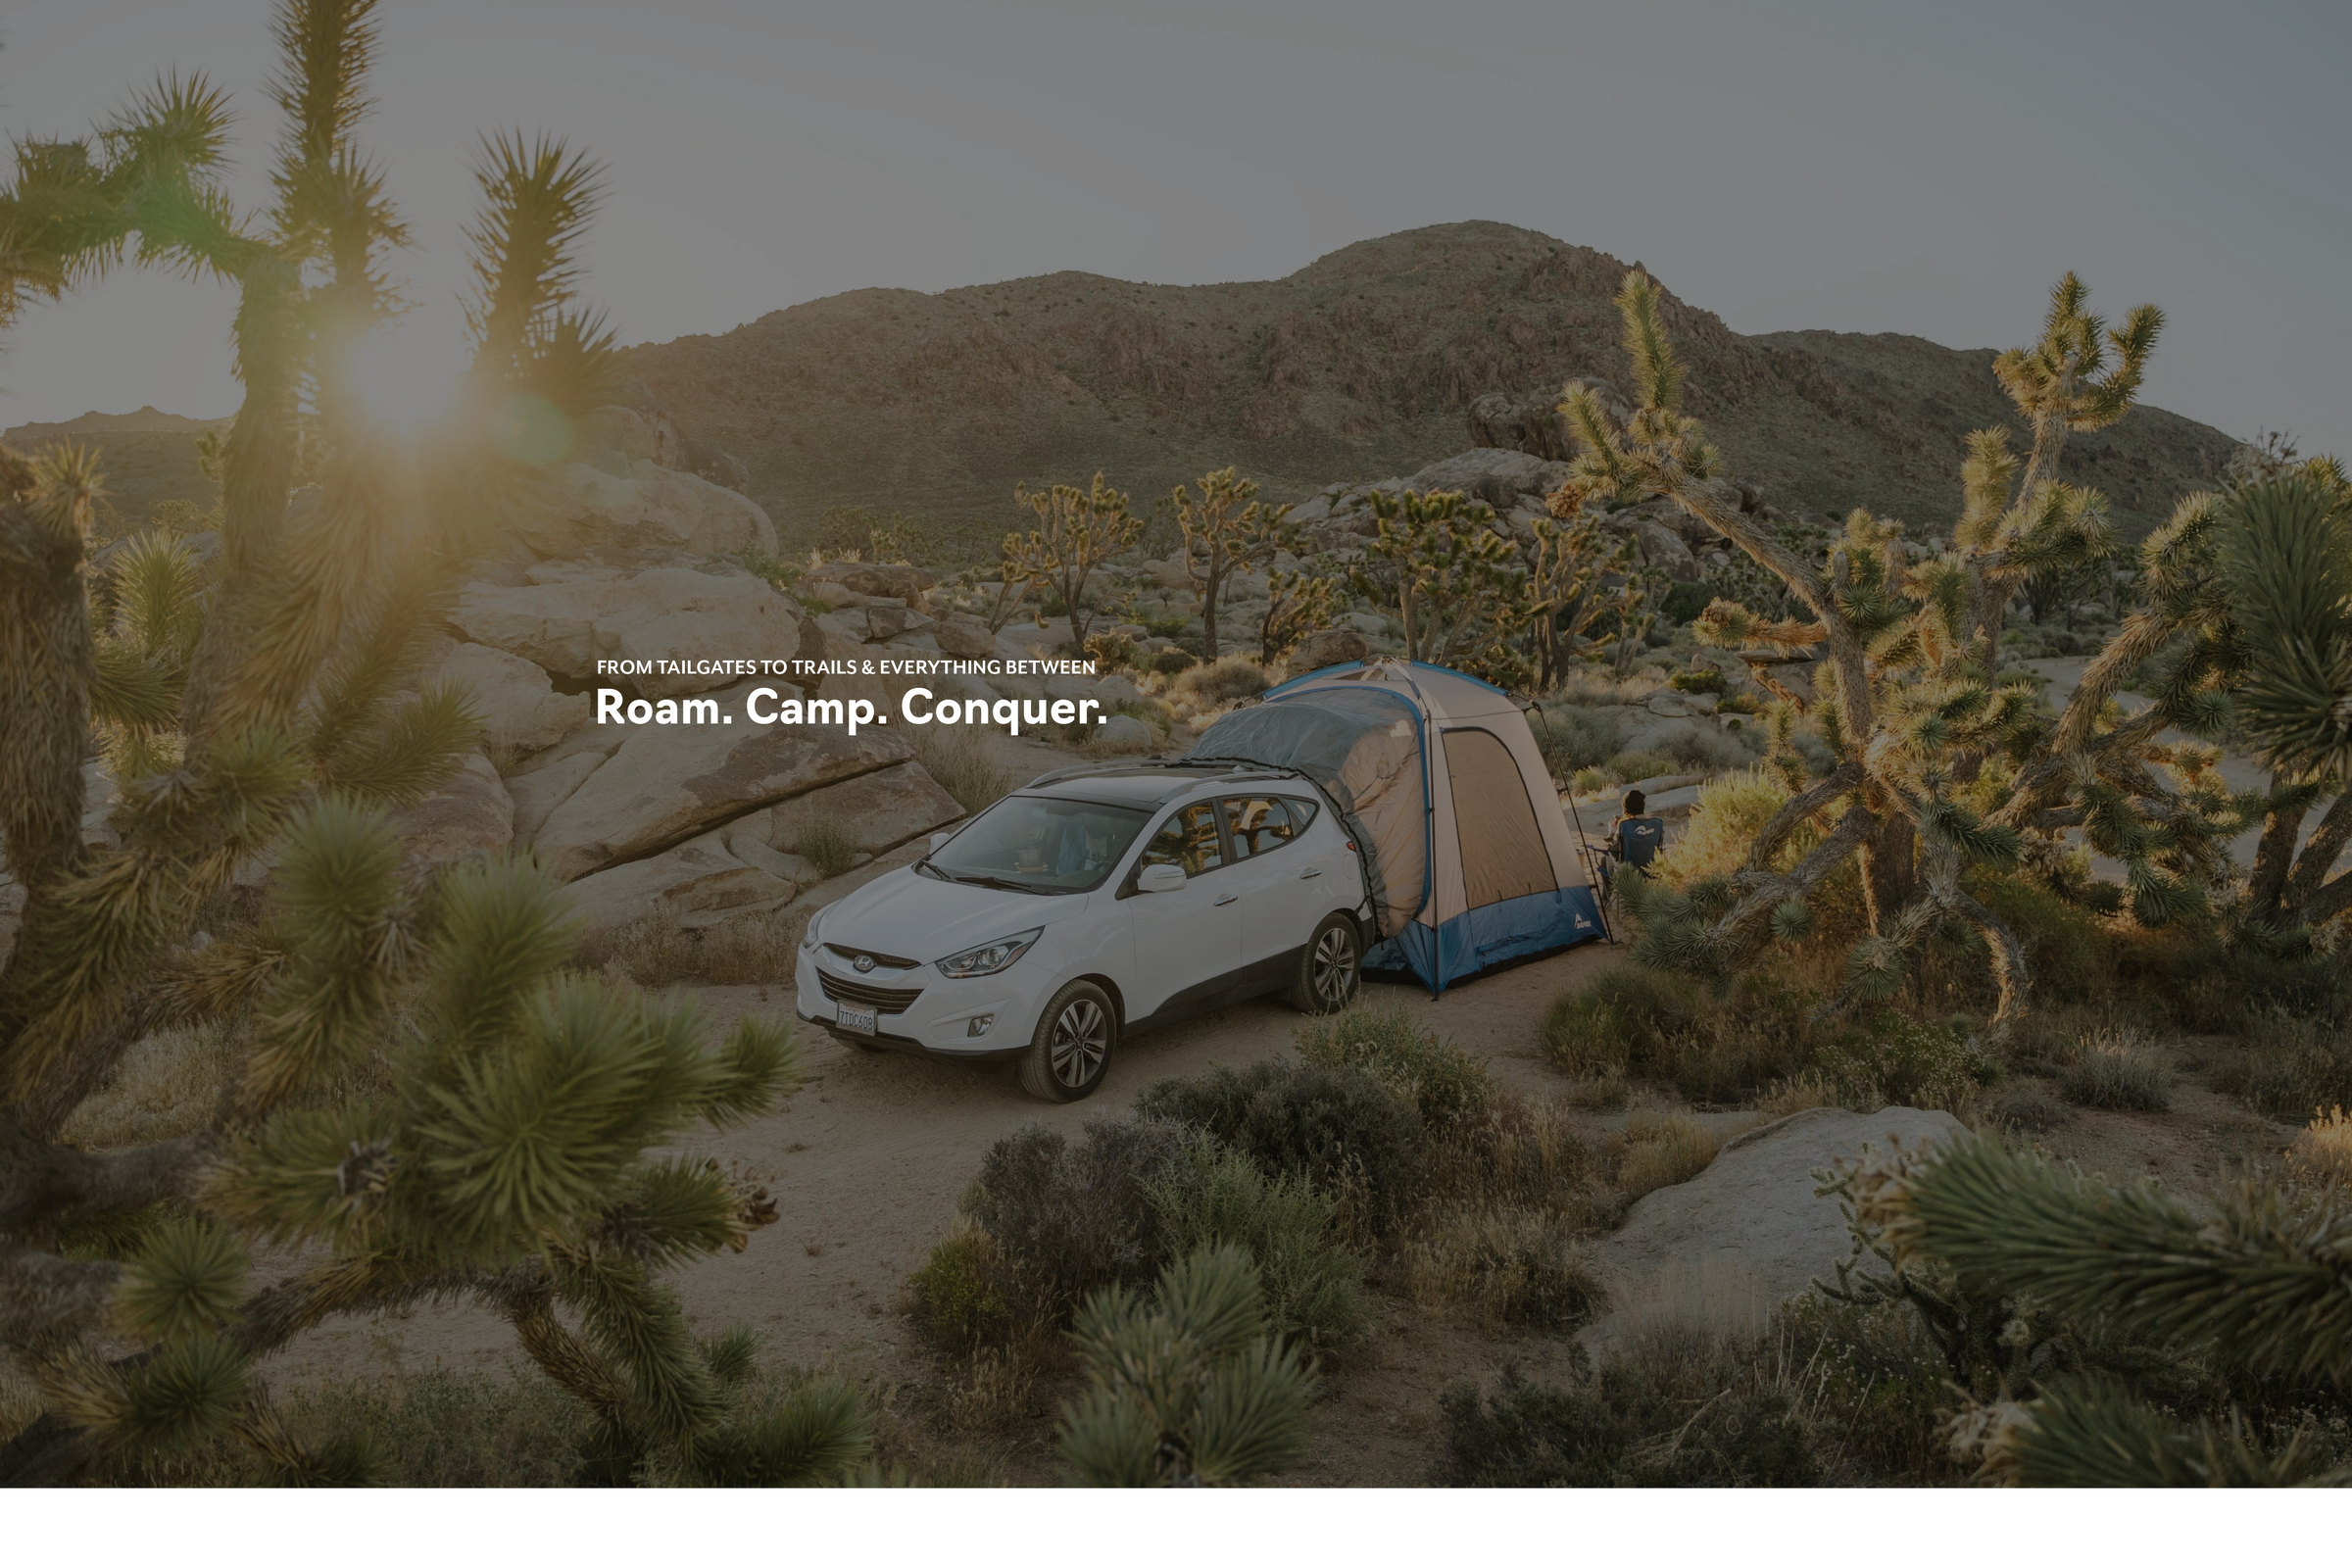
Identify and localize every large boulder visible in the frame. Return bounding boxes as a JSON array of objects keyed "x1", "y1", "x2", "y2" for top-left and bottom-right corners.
[
  {"x1": 564, "y1": 832, "x2": 796, "y2": 935},
  {"x1": 930, "y1": 612, "x2": 1000, "y2": 661},
  {"x1": 1285, "y1": 627, "x2": 1370, "y2": 675},
  {"x1": 726, "y1": 760, "x2": 963, "y2": 858},
  {"x1": 531, "y1": 693, "x2": 914, "y2": 881},
  {"x1": 448, "y1": 560, "x2": 804, "y2": 697},
  {"x1": 432, "y1": 641, "x2": 591, "y2": 758},
  {"x1": 1466, "y1": 379, "x2": 1630, "y2": 462},
  {"x1": 801, "y1": 560, "x2": 937, "y2": 607},
  {"x1": 1629, "y1": 515, "x2": 1700, "y2": 581},
  {"x1": 515, "y1": 462, "x2": 778, "y2": 559},
  {"x1": 1582, "y1": 1106, "x2": 1967, "y2": 1351},
  {"x1": 1399, "y1": 448, "x2": 1574, "y2": 512},
  {"x1": 391, "y1": 752, "x2": 515, "y2": 865}
]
